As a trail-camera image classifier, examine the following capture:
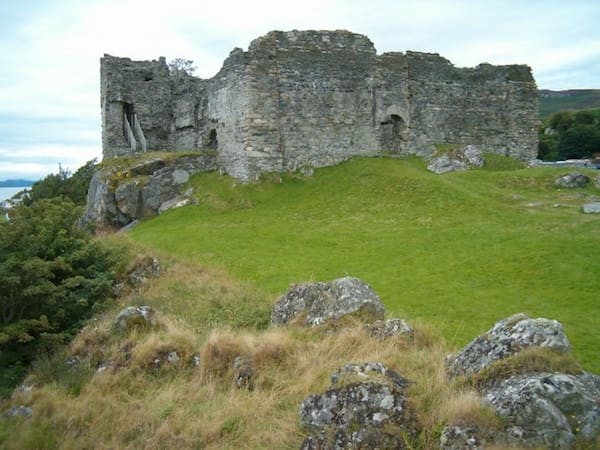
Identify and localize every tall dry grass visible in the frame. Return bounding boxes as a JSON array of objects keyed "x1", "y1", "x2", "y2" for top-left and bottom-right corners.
[{"x1": 2, "y1": 247, "x2": 515, "y2": 449}]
